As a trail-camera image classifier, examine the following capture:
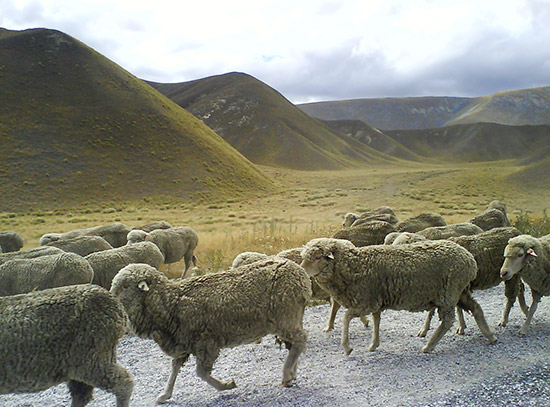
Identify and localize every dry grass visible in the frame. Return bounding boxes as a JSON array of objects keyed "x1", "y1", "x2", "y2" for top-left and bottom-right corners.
[{"x1": 2, "y1": 162, "x2": 549, "y2": 277}]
